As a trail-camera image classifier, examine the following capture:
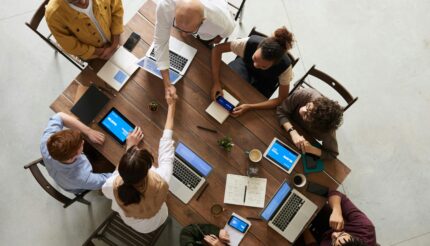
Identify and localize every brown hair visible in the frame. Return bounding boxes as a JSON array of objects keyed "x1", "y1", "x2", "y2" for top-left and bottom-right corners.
[
  {"x1": 308, "y1": 97, "x2": 344, "y2": 132},
  {"x1": 258, "y1": 26, "x2": 294, "y2": 63},
  {"x1": 117, "y1": 147, "x2": 154, "y2": 206},
  {"x1": 47, "y1": 129, "x2": 83, "y2": 162}
]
